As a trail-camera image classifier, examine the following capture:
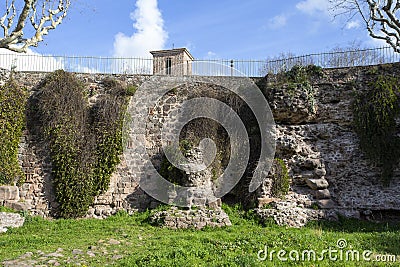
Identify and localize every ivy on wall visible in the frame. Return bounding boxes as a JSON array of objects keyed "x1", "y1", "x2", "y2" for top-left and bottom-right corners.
[
  {"x1": 271, "y1": 158, "x2": 290, "y2": 198},
  {"x1": 353, "y1": 74, "x2": 400, "y2": 185},
  {"x1": 0, "y1": 76, "x2": 28, "y2": 185},
  {"x1": 35, "y1": 70, "x2": 132, "y2": 218},
  {"x1": 91, "y1": 78, "x2": 132, "y2": 194},
  {"x1": 36, "y1": 70, "x2": 95, "y2": 218}
]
